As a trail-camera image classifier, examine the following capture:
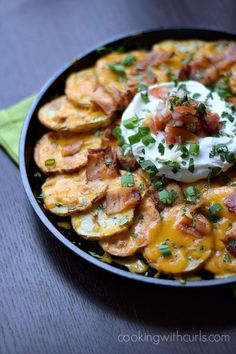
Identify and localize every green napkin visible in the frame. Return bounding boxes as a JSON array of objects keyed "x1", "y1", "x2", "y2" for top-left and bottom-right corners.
[{"x1": 0, "y1": 95, "x2": 36, "y2": 164}]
